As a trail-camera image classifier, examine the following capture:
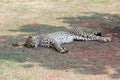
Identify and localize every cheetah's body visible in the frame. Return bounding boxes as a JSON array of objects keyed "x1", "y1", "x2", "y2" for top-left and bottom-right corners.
[{"x1": 25, "y1": 27, "x2": 112, "y2": 53}]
